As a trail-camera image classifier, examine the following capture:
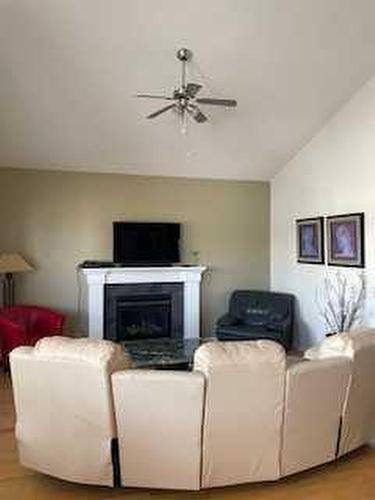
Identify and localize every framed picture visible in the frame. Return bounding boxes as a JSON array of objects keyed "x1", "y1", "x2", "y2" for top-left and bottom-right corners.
[
  {"x1": 296, "y1": 217, "x2": 324, "y2": 264},
  {"x1": 327, "y1": 213, "x2": 365, "y2": 267}
]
